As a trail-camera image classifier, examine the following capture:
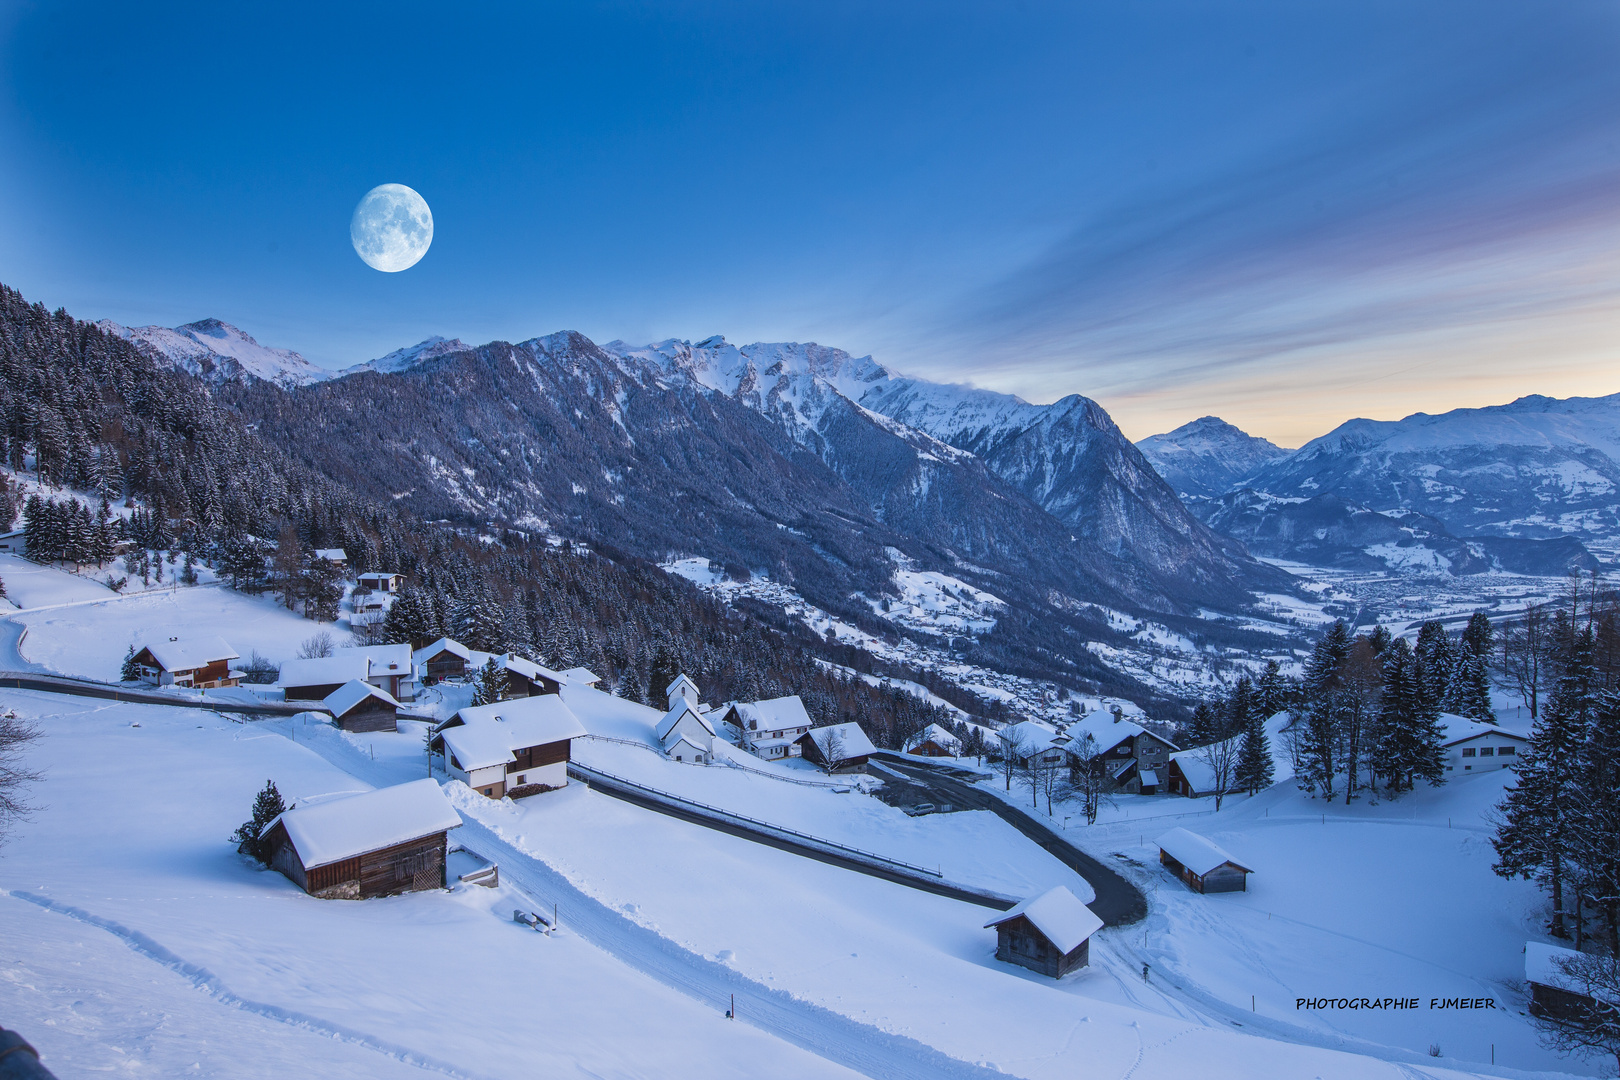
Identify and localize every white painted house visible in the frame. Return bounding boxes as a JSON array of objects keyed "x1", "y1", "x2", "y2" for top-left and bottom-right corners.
[
  {"x1": 431, "y1": 695, "x2": 588, "y2": 798},
  {"x1": 721, "y1": 696, "x2": 814, "y2": 760},
  {"x1": 1440, "y1": 714, "x2": 1529, "y2": 776}
]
